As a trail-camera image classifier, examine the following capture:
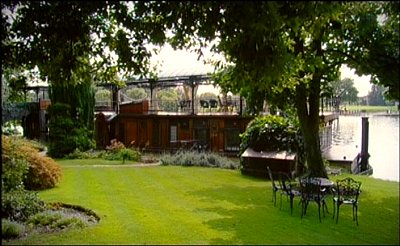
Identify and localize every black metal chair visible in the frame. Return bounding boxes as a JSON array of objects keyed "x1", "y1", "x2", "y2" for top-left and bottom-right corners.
[
  {"x1": 179, "y1": 100, "x2": 191, "y2": 111},
  {"x1": 332, "y1": 177, "x2": 362, "y2": 225},
  {"x1": 199, "y1": 100, "x2": 209, "y2": 112},
  {"x1": 300, "y1": 177, "x2": 328, "y2": 222},
  {"x1": 277, "y1": 172, "x2": 302, "y2": 215},
  {"x1": 266, "y1": 166, "x2": 283, "y2": 206},
  {"x1": 209, "y1": 99, "x2": 218, "y2": 111}
]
